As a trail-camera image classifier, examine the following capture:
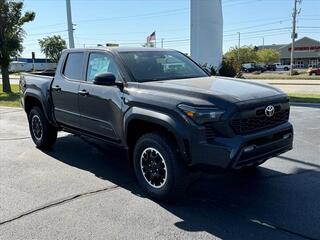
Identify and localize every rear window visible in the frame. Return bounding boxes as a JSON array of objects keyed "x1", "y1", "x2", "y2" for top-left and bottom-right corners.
[{"x1": 63, "y1": 52, "x2": 84, "y2": 80}]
